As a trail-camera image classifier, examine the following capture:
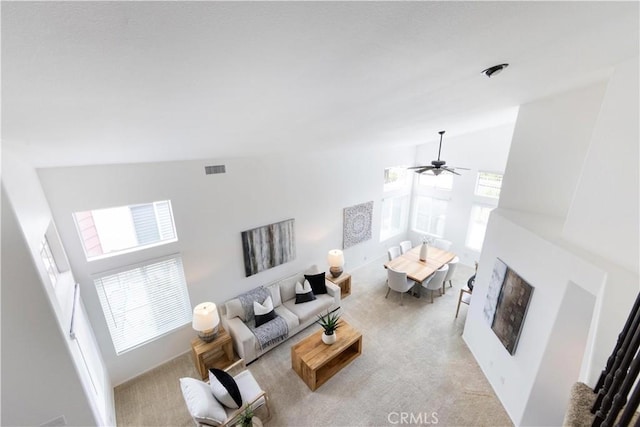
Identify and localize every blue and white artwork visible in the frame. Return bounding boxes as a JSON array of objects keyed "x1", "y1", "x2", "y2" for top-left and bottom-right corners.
[
  {"x1": 241, "y1": 219, "x2": 295, "y2": 277},
  {"x1": 483, "y1": 258, "x2": 508, "y2": 324}
]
